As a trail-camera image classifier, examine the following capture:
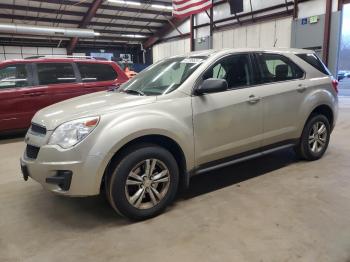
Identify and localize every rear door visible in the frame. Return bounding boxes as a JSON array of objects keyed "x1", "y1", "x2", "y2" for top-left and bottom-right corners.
[
  {"x1": 34, "y1": 62, "x2": 84, "y2": 105},
  {"x1": 0, "y1": 63, "x2": 48, "y2": 131},
  {"x1": 76, "y1": 62, "x2": 120, "y2": 93},
  {"x1": 254, "y1": 52, "x2": 306, "y2": 146}
]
